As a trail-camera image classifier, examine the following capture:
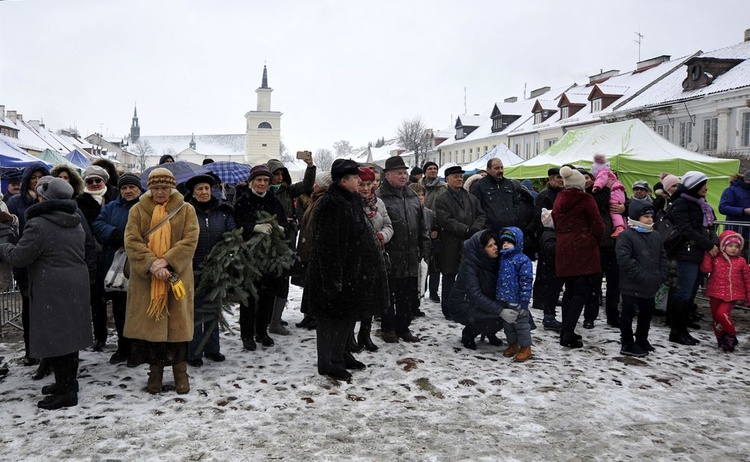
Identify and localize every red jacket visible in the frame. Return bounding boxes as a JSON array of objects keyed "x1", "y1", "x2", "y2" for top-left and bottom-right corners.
[
  {"x1": 553, "y1": 188, "x2": 604, "y2": 278},
  {"x1": 700, "y1": 231, "x2": 750, "y2": 302}
]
